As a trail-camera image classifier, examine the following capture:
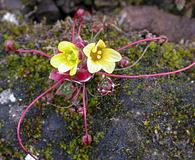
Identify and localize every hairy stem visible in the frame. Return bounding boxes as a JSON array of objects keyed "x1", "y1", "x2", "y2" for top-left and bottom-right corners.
[
  {"x1": 17, "y1": 77, "x2": 65, "y2": 159},
  {"x1": 16, "y1": 49, "x2": 51, "y2": 58},
  {"x1": 72, "y1": 9, "x2": 84, "y2": 43},
  {"x1": 115, "y1": 45, "x2": 149, "y2": 71},
  {"x1": 78, "y1": 18, "x2": 83, "y2": 38},
  {"x1": 117, "y1": 36, "x2": 167, "y2": 51},
  {"x1": 72, "y1": 17, "x2": 76, "y2": 43},
  {"x1": 97, "y1": 62, "x2": 195, "y2": 79},
  {"x1": 82, "y1": 83, "x2": 88, "y2": 135}
]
